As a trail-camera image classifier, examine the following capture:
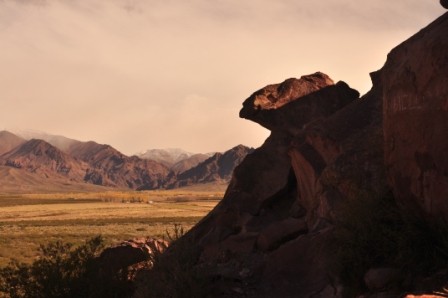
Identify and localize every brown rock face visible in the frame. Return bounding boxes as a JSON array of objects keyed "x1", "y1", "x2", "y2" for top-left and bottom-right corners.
[{"x1": 382, "y1": 13, "x2": 448, "y2": 219}]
